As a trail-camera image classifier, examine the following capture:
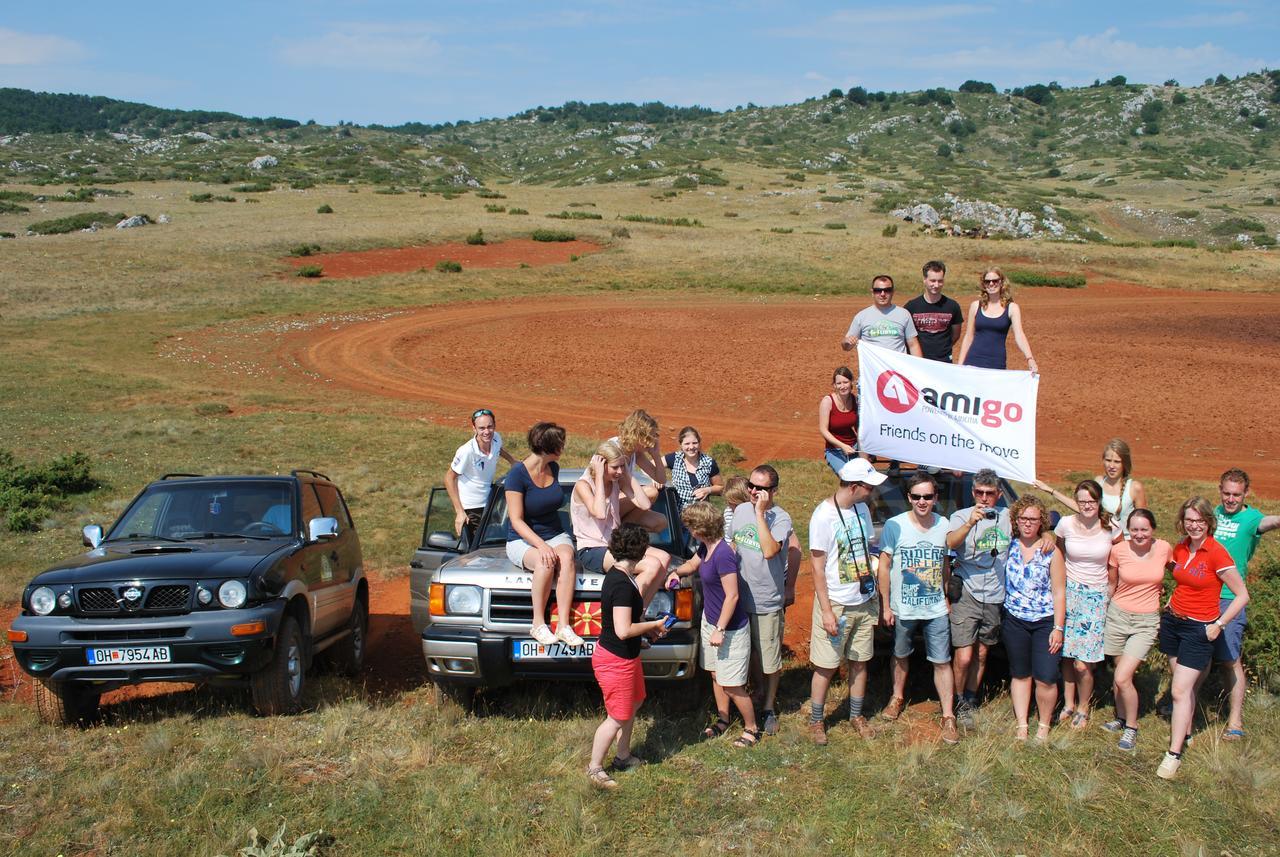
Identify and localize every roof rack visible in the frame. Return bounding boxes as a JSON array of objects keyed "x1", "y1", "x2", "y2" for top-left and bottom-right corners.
[
  {"x1": 160, "y1": 473, "x2": 204, "y2": 480},
  {"x1": 290, "y1": 469, "x2": 331, "y2": 482}
]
